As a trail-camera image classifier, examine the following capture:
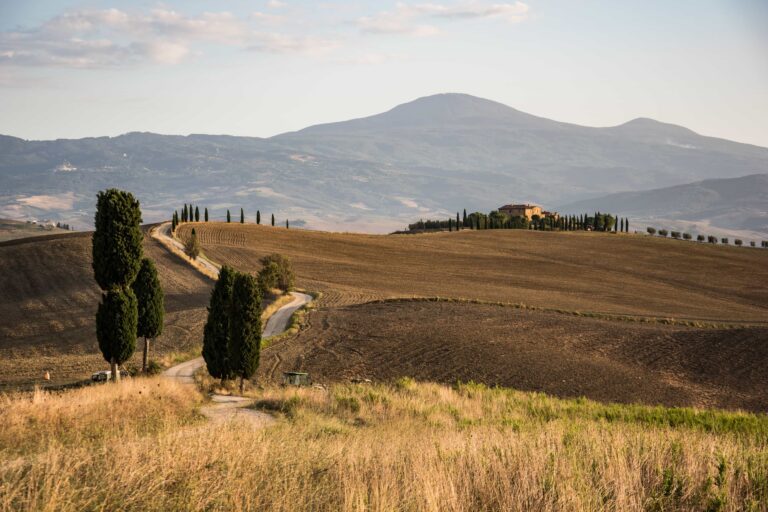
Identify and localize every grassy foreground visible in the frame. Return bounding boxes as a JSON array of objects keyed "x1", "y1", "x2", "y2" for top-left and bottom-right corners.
[{"x1": 1, "y1": 378, "x2": 767, "y2": 511}]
